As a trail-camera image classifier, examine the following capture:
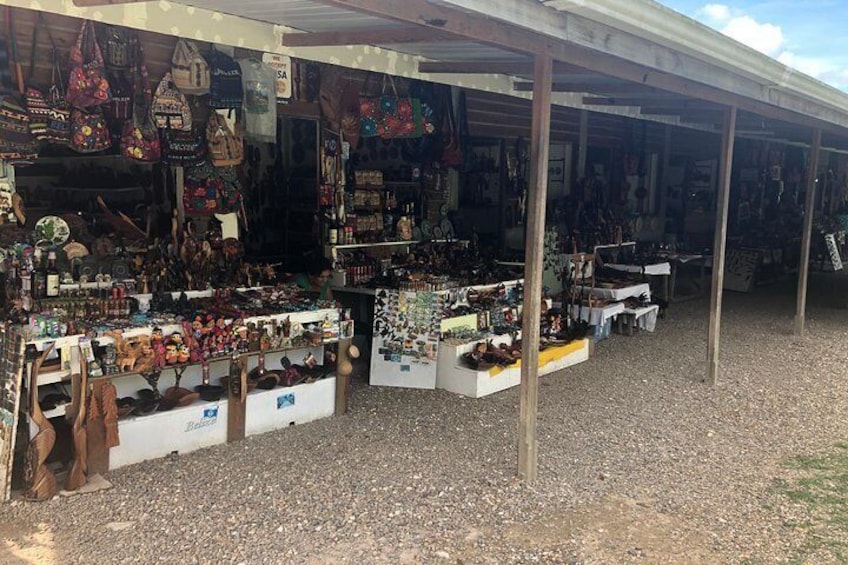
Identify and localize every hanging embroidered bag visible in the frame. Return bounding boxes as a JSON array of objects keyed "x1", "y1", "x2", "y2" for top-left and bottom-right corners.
[
  {"x1": 183, "y1": 161, "x2": 220, "y2": 215},
  {"x1": 161, "y1": 126, "x2": 206, "y2": 166},
  {"x1": 0, "y1": 93, "x2": 39, "y2": 163},
  {"x1": 206, "y1": 111, "x2": 243, "y2": 166},
  {"x1": 66, "y1": 20, "x2": 111, "y2": 109},
  {"x1": 120, "y1": 57, "x2": 160, "y2": 162},
  {"x1": 151, "y1": 71, "x2": 192, "y2": 130},
  {"x1": 171, "y1": 38, "x2": 210, "y2": 95},
  {"x1": 69, "y1": 106, "x2": 111, "y2": 153}
]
